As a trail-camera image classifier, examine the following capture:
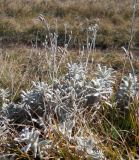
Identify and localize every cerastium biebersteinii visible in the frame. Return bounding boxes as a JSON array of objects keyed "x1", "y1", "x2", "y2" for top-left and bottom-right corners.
[{"x1": 0, "y1": 62, "x2": 138, "y2": 159}]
